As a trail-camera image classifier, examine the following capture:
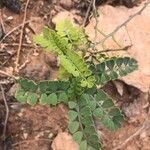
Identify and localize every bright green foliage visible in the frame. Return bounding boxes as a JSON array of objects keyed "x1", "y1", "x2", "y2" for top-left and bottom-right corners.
[
  {"x1": 34, "y1": 26, "x2": 94, "y2": 88},
  {"x1": 56, "y1": 19, "x2": 87, "y2": 45},
  {"x1": 15, "y1": 88, "x2": 28, "y2": 104},
  {"x1": 15, "y1": 88, "x2": 38, "y2": 106},
  {"x1": 55, "y1": 19, "x2": 88, "y2": 53},
  {"x1": 67, "y1": 78, "x2": 84, "y2": 99},
  {"x1": 58, "y1": 65, "x2": 71, "y2": 80},
  {"x1": 15, "y1": 19, "x2": 139, "y2": 150},
  {"x1": 26, "y1": 92, "x2": 38, "y2": 106}
]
